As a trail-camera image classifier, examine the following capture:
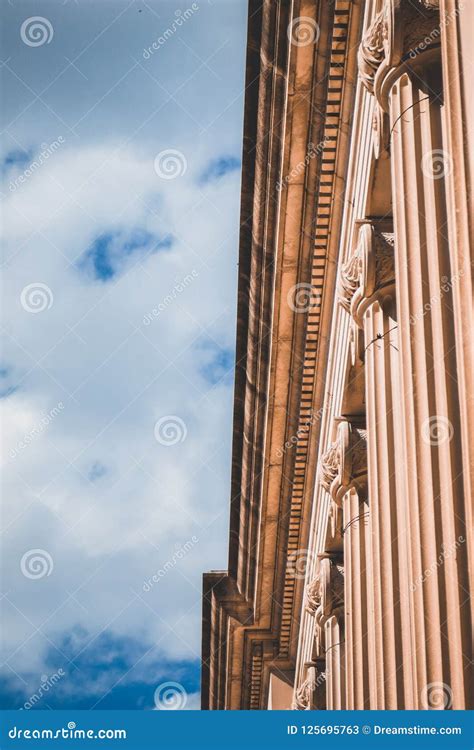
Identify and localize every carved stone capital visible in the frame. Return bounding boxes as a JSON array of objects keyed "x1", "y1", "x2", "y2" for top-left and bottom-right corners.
[
  {"x1": 319, "y1": 557, "x2": 345, "y2": 619},
  {"x1": 358, "y1": 0, "x2": 440, "y2": 158},
  {"x1": 306, "y1": 555, "x2": 345, "y2": 618},
  {"x1": 358, "y1": 0, "x2": 441, "y2": 110},
  {"x1": 293, "y1": 660, "x2": 327, "y2": 710},
  {"x1": 304, "y1": 568, "x2": 321, "y2": 616},
  {"x1": 327, "y1": 498, "x2": 344, "y2": 552},
  {"x1": 292, "y1": 666, "x2": 317, "y2": 710},
  {"x1": 339, "y1": 221, "x2": 395, "y2": 327},
  {"x1": 358, "y1": 6, "x2": 387, "y2": 95},
  {"x1": 319, "y1": 420, "x2": 368, "y2": 503}
]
